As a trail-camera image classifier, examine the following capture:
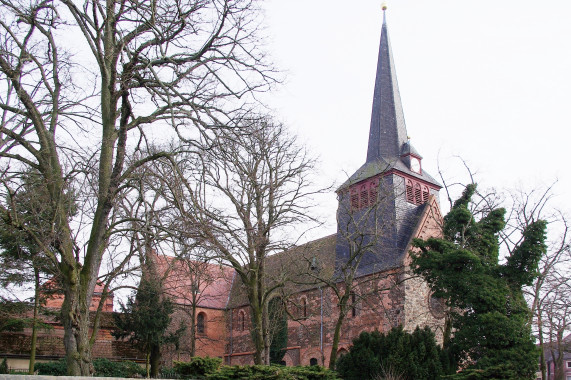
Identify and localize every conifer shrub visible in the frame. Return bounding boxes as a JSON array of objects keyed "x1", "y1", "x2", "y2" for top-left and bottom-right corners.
[
  {"x1": 336, "y1": 326, "x2": 445, "y2": 380},
  {"x1": 206, "y1": 364, "x2": 339, "y2": 380},
  {"x1": 34, "y1": 359, "x2": 67, "y2": 376},
  {"x1": 0, "y1": 358, "x2": 8, "y2": 374},
  {"x1": 174, "y1": 357, "x2": 223, "y2": 378},
  {"x1": 93, "y1": 358, "x2": 146, "y2": 377}
]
